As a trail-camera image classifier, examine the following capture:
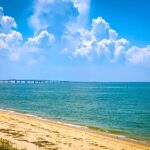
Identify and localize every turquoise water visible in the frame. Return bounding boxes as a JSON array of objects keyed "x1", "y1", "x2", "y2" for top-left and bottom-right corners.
[{"x1": 0, "y1": 82, "x2": 150, "y2": 141}]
